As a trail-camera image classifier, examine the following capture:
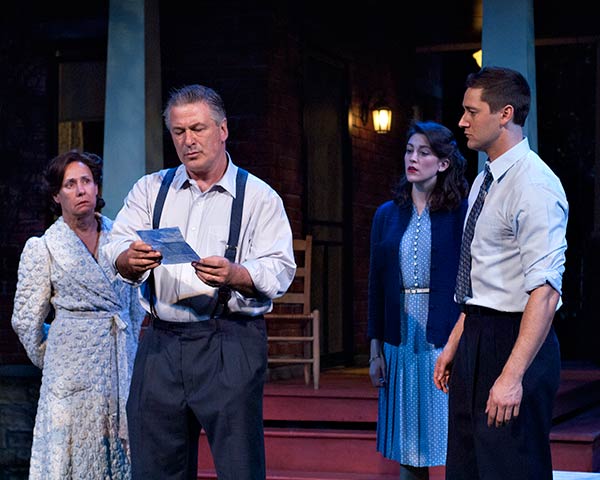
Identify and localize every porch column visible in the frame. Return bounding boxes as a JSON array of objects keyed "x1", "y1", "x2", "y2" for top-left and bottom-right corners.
[
  {"x1": 480, "y1": 0, "x2": 537, "y2": 168},
  {"x1": 103, "y1": 0, "x2": 162, "y2": 218}
]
